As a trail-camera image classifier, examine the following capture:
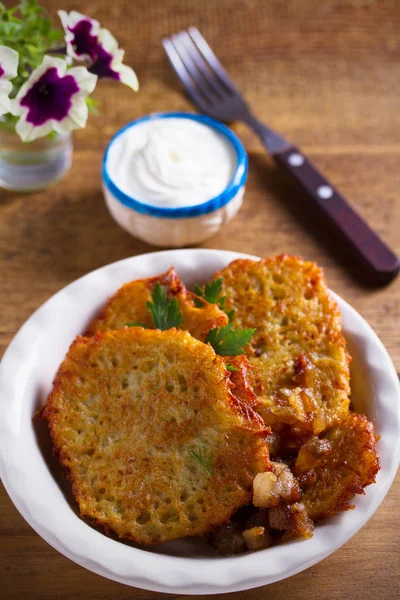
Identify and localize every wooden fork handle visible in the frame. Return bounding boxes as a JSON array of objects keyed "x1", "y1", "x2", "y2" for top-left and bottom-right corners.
[{"x1": 273, "y1": 145, "x2": 399, "y2": 284}]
